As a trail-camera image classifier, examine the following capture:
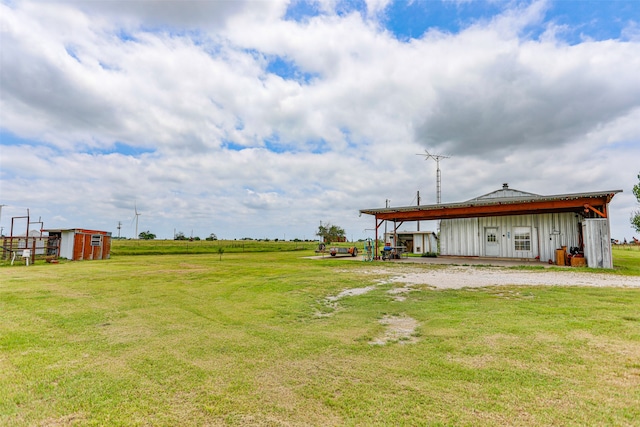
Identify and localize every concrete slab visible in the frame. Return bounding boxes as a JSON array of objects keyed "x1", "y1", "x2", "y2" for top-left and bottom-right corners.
[
  {"x1": 391, "y1": 256, "x2": 555, "y2": 268},
  {"x1": 306, "y1": 253, "x2": 560, "y2": 268}
]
